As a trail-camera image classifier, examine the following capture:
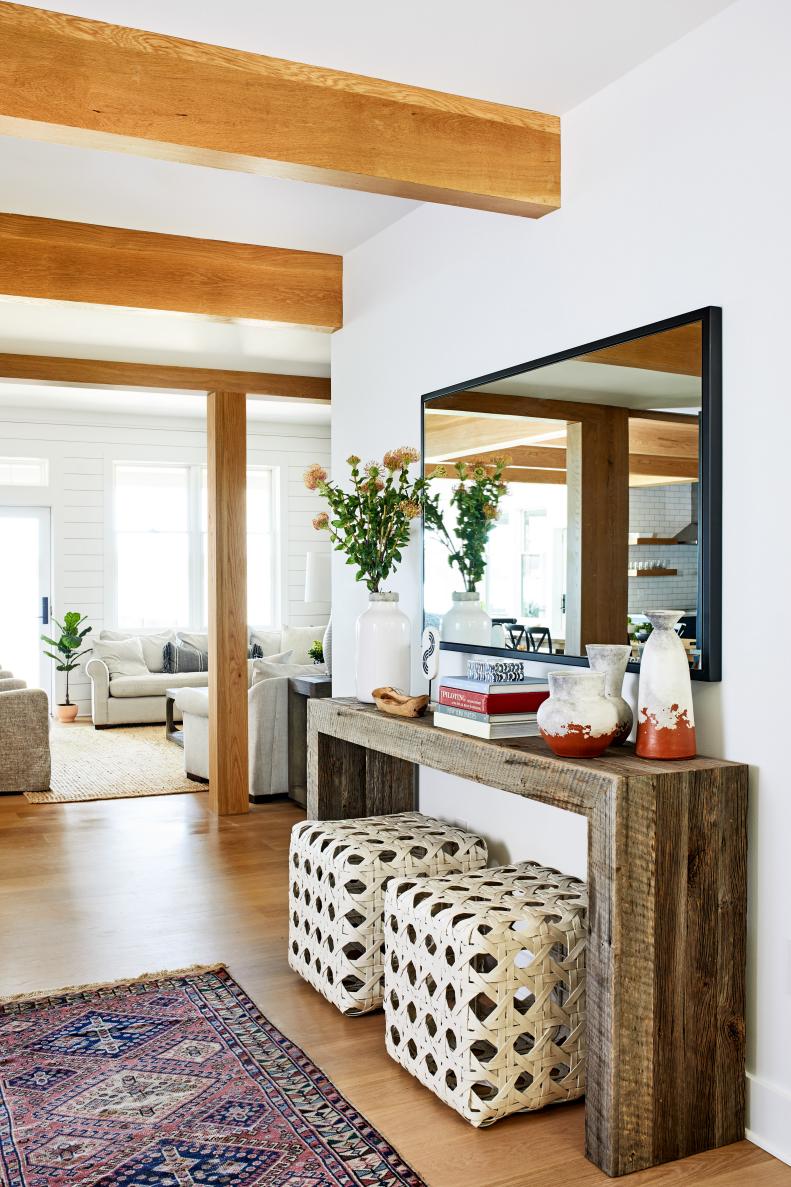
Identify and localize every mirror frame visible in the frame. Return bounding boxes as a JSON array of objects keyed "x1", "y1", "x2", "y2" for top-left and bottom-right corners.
[{"x1": 421, "y1": 306, "x2": 722, "y2": 681}]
